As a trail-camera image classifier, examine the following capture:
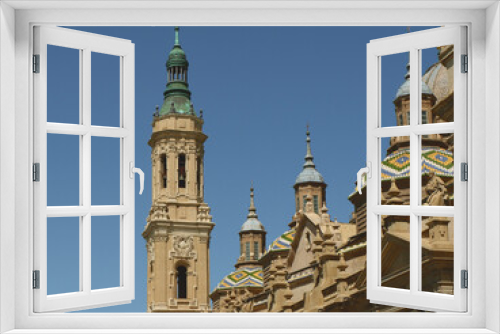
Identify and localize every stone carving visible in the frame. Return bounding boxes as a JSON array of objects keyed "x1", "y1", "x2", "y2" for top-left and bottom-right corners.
[
  {"x1": 149, "y1": 203, "x2": 170, "y2": 222},
  {"x1": 305, "y1": 195, "x2": 314, "y2": 213},
  {"x1": 424, "y1": 172, "x2": 448, "y2": 206},
  {"x1": 173, "y1": 235, "x2": 194, "y2": 257},
  {"x1": 197, "y1": 203, "x2": 212, "y2": 222}
]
